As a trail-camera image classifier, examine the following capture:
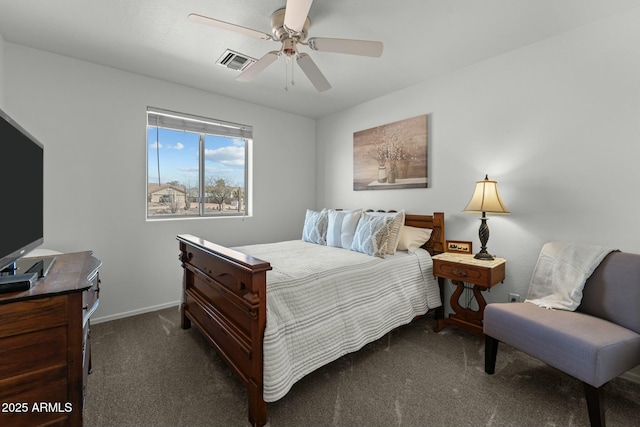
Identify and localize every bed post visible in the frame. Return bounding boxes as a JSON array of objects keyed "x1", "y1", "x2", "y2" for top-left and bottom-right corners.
[
  {"x1": 429, "y1": 212, "x2": 445, "y2": 255},
  {"x1": 430, "y1": 212, "x2": 445, "y2": 320},
  {"x1": 247, "y1": 261, "x2": 268, "y2": 427},
  {"x1": 178, "y1": 240, "x2": 192, "y2": 330}
]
